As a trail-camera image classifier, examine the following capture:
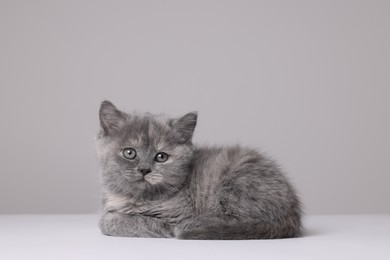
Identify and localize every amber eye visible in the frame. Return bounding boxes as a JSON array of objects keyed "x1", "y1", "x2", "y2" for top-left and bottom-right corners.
[
  {"x1": 123, "y1": 148, "x2": 137, "y2": 160},
  {"x1": 155, "y1": 152, "x2": 169, "y2": 163}
]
